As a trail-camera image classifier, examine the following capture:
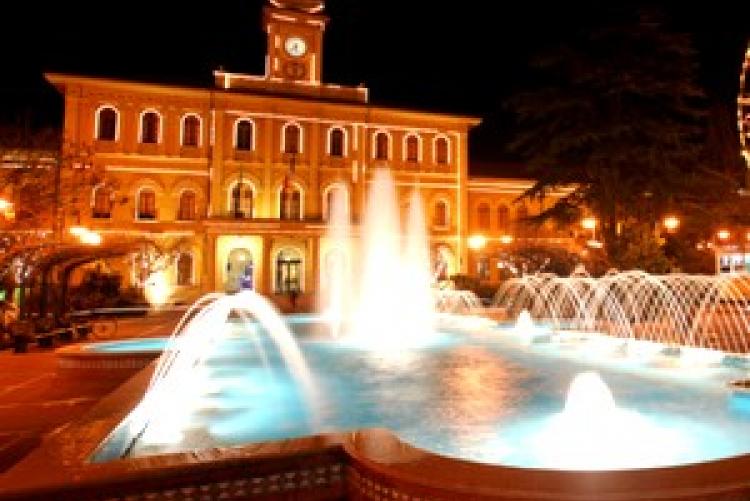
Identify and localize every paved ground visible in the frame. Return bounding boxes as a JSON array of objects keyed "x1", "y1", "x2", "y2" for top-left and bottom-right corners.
[{"x1": 0, "y1": 309, "x2": 183, "y2": 474}]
